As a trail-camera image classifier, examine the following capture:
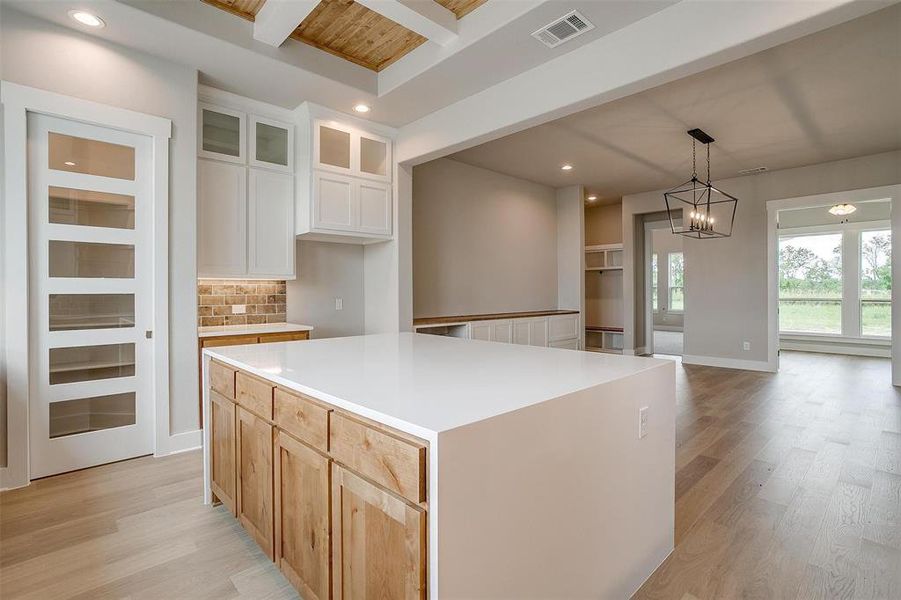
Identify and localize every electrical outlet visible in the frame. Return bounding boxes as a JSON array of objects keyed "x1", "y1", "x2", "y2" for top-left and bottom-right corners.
[
  {"x1": 639, "y1": 406, "x2": 649, "y2": 439},
  {"x1": 335, "y1": 297, "x2": 343, "y2": 311},
  {"x1": 742, "y1": 341, "x2": 751, "y2": 351},
  {"x1": 232, "y1": 304, "x2": 246, "y2": 315}
]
